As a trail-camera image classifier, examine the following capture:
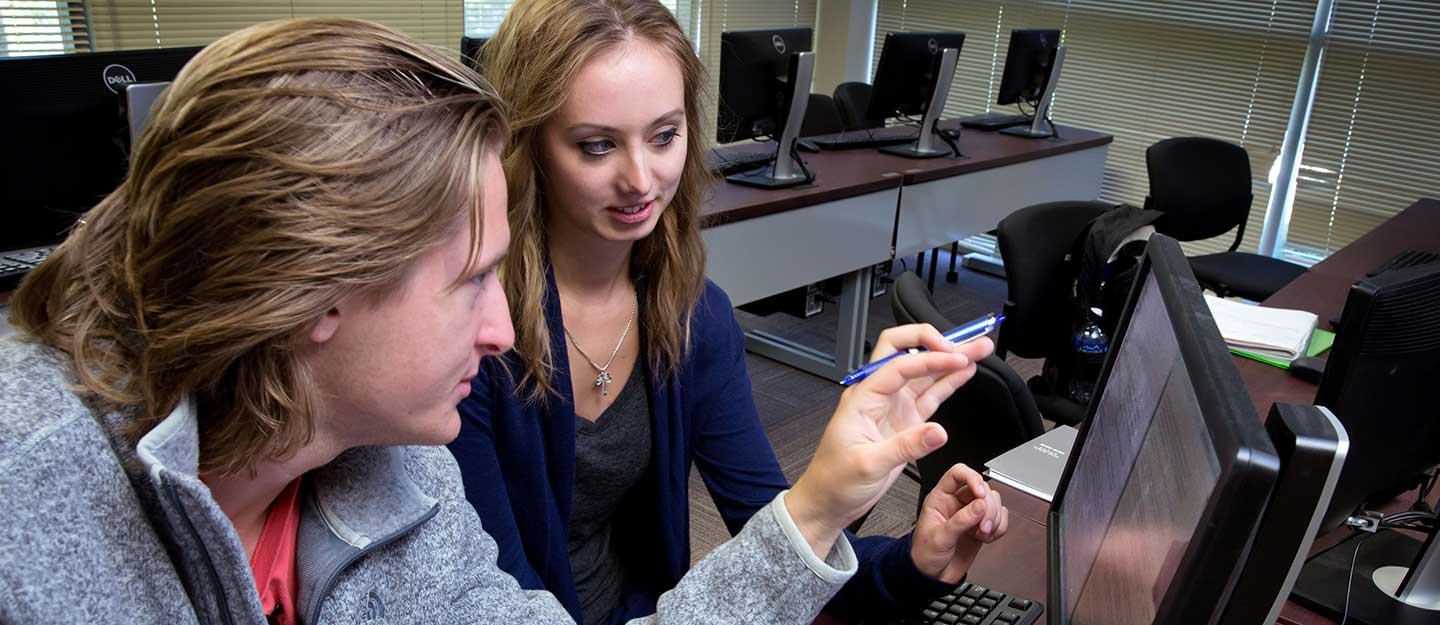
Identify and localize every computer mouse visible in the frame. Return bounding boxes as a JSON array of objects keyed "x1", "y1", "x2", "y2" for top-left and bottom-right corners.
[{"x1": 796, "y1": 139, "x2": 820, "y2": 153}]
